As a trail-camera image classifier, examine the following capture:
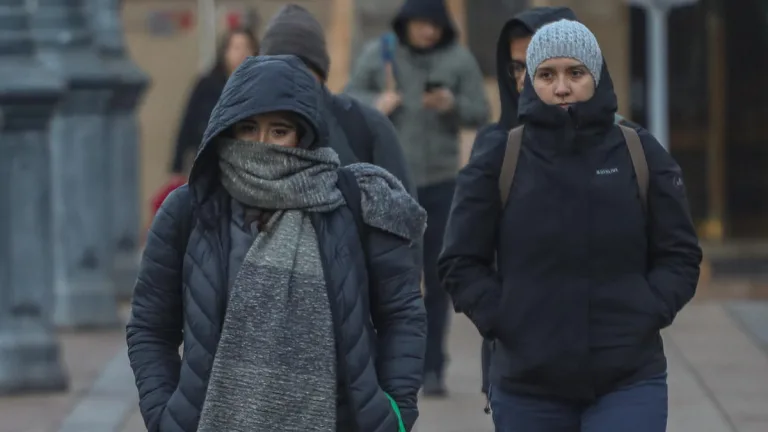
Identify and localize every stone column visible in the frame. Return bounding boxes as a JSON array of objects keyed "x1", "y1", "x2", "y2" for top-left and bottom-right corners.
[
  {"x1": 30, "y1": 0, "x2": 120, "y2": 328},
  {"x1": 84, "y1": 0, "x2": 150, "y2": 299},
  {"x1": 0, "y1": 0, "x2": 69, "y2": 394}
]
